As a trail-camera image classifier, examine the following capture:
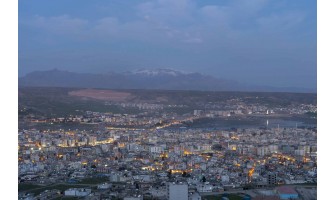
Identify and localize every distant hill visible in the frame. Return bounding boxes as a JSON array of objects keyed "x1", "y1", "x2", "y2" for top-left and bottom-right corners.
[{"x1": 19, "y1": 68, "x2": 316, "y2": 93}]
